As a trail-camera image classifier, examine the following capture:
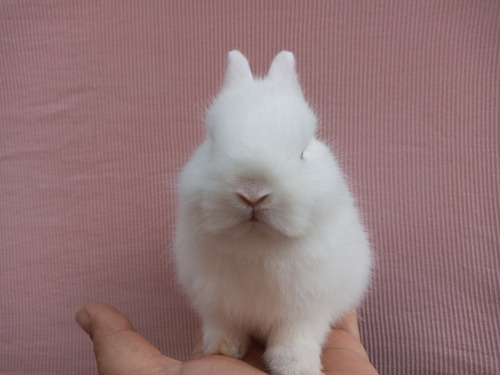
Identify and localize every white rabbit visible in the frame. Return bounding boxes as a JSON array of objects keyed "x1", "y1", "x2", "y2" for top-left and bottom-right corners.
[{"x1": 174, "y1": 50, "x2": 372, "y2": 375}]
